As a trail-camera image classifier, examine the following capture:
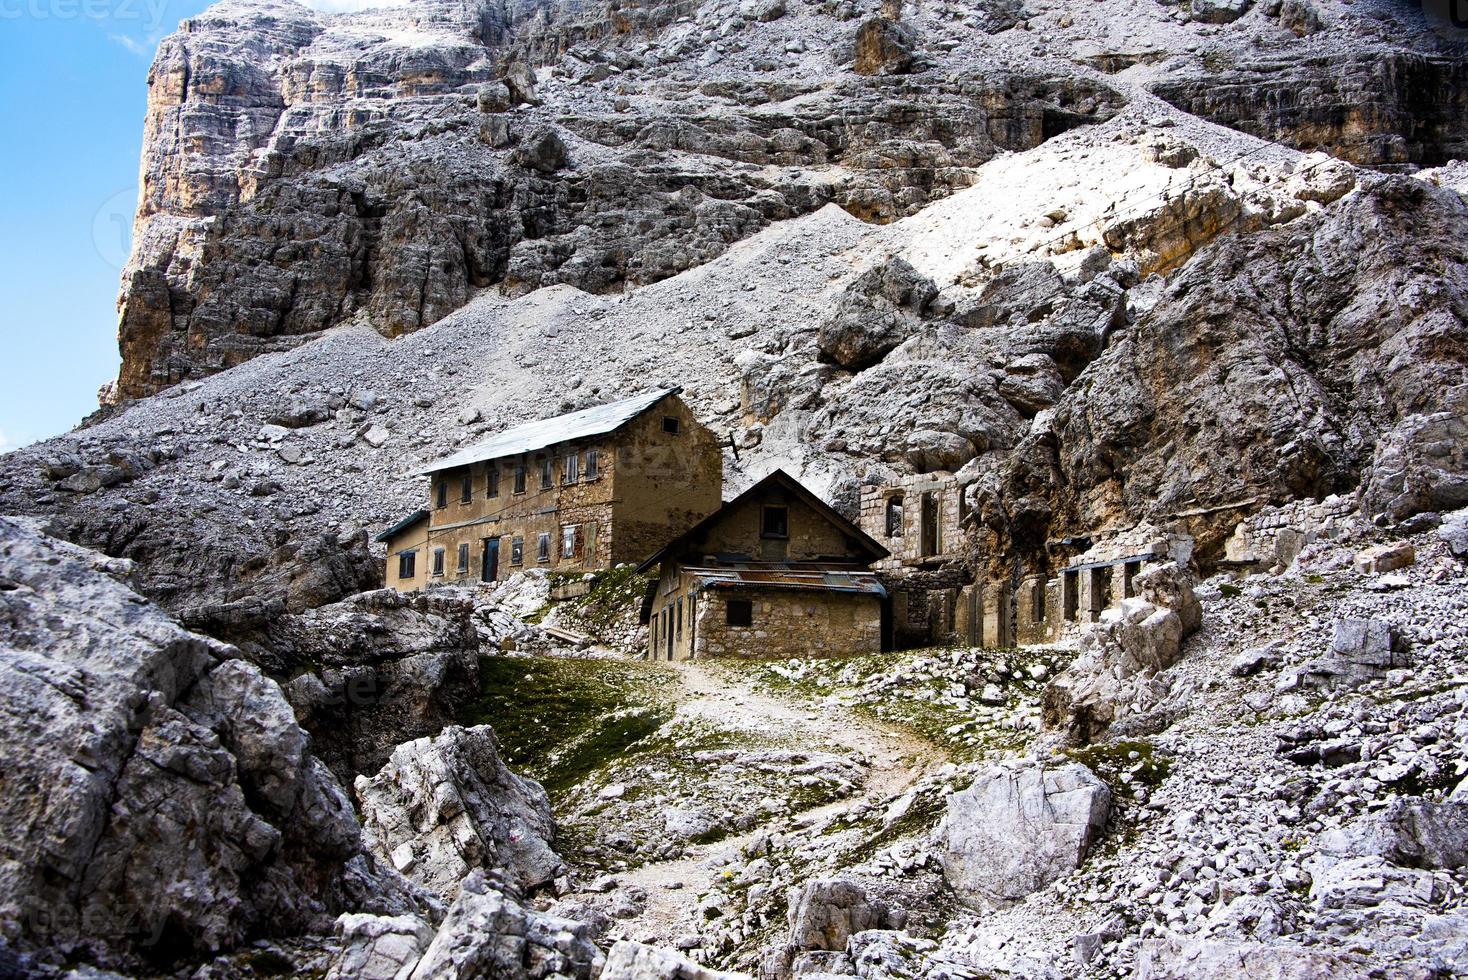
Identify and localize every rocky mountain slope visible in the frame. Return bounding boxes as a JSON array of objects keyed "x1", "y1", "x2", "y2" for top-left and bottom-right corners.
[{"x1": 2, "y1": 0, "x2": 1468, "y2": 976}]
